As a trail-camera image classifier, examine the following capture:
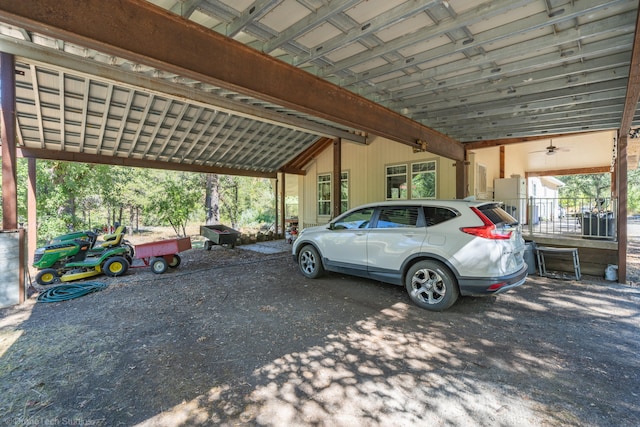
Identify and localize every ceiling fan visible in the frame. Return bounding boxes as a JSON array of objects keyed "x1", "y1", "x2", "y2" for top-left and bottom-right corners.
[{"x1": 530, "y1": 140, "x2": 570, "y2": 156}]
